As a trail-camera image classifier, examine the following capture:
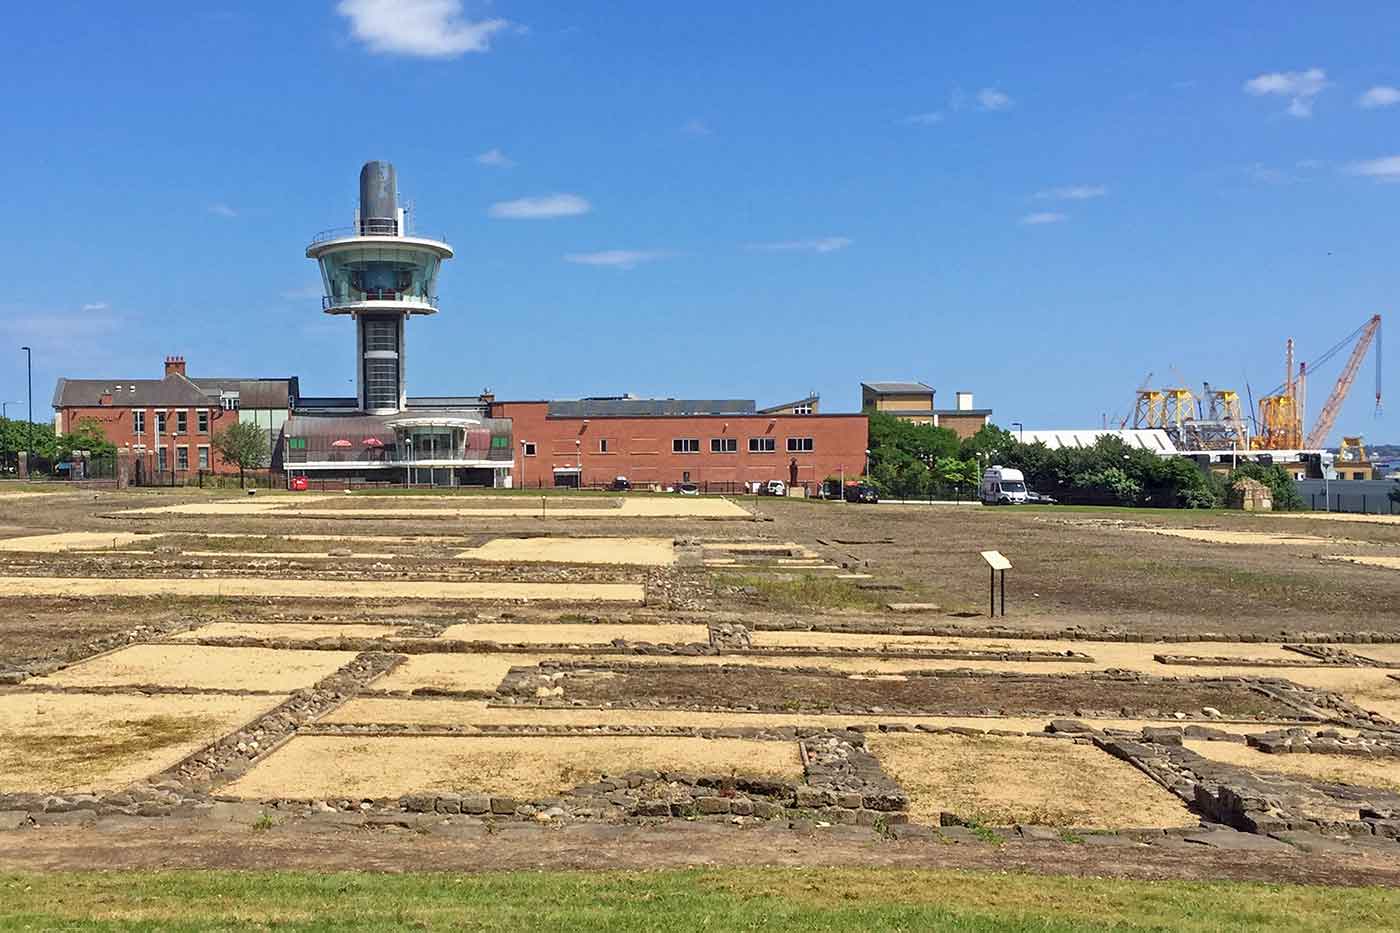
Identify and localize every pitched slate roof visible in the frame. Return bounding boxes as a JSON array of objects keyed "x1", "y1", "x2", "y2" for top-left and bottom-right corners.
[
  {"x1": 52, "y1": 374, "x2": 212, "y2": 408},
  {"x1": 862, "y1": 381, "x2": 935, "y2": 394}
]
